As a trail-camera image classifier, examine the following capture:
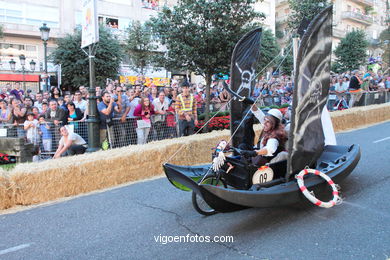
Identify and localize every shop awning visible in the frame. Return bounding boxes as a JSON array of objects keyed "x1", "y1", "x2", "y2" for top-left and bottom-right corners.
[{"x1": 0, "y1": 74, "x2": 40, "y2": 82}]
